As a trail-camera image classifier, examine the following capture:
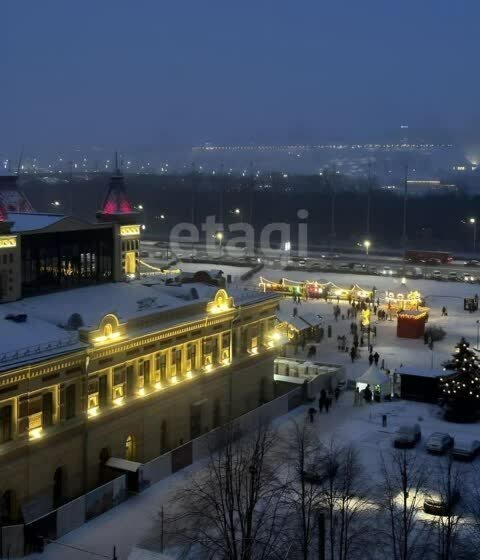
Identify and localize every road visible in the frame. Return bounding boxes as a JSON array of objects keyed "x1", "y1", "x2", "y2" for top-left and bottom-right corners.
[{"x1": 140, "y1": 240, "x2": 480, "y2": 279}]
